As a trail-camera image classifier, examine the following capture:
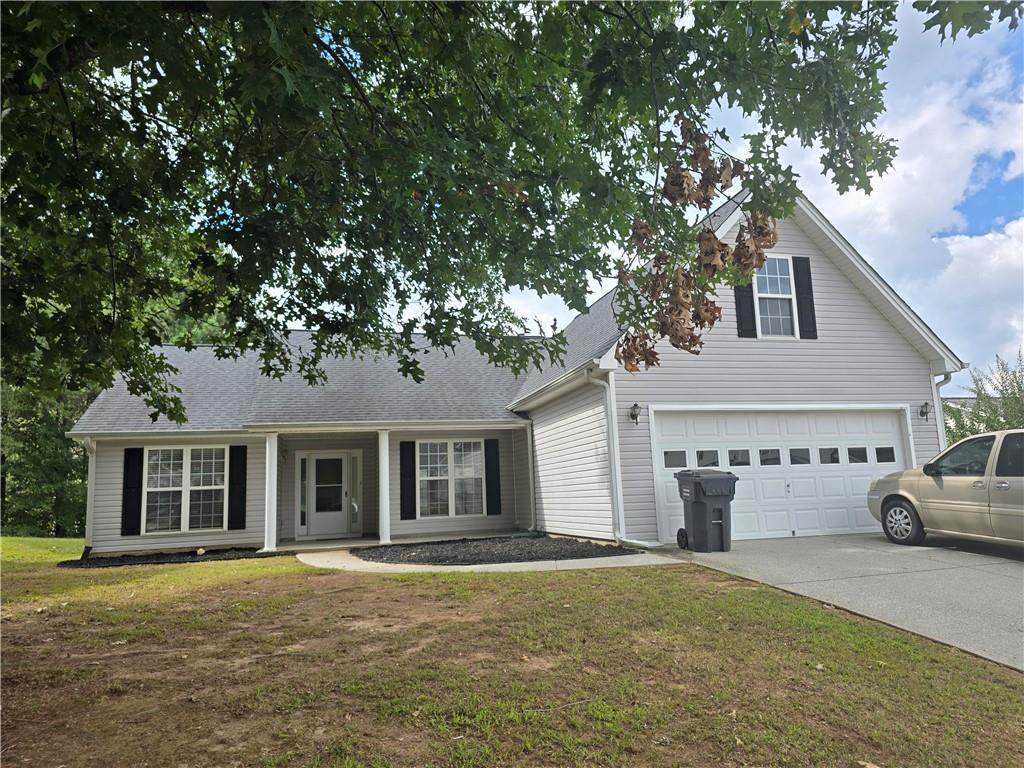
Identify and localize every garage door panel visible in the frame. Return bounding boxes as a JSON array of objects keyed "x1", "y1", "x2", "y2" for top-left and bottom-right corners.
[
  {"x1": 724, "y1": 414, "x2": 751, "y2": 436},
  {"x1": 789, "y1": 477, "x2": 817, "y2": 499},
  {"x1": 754, "y1": 414, "x2": 781, "y2": 436},
  {"x1": 653, "y1": 408, "x2": 904, "y2": 543},
  {"x1": 793, "y1": 507, "x2": 823, "y2": 532}
]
